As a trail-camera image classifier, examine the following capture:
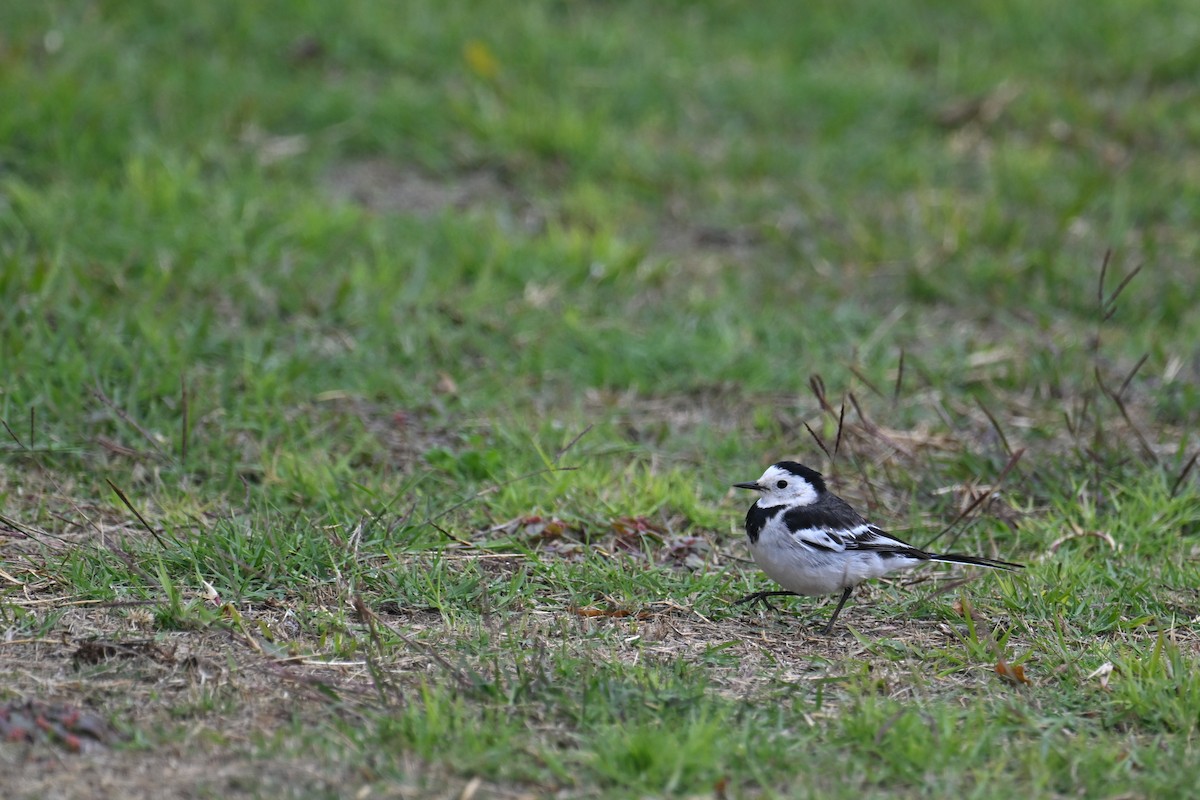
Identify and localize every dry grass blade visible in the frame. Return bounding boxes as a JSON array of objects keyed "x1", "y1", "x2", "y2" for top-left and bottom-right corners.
[
  {"x1": 809, "y1": 374, "x2": 835, "y2": 414},
  {"x1": 1096, "y1": 248, "x2": 1112, "y2": 312},
  {"x1": 2, "y1": 418, "x2": 25, "y2": 448},
  {"x1": 0, "y1": 513, "x2": 79, "y2": 547},
  {"x1": 975, "y1": 396, "x2": 1014, "y2": 457},
  {"x1": 833, "y1": 400, "x2": 846, "y2": 459},
  {"x1": 1066, "y1": 393, "x2": 1091, "y2": 441},
  {"x1": 93, "y1": 383, "x2": 168, "y2": 458},
  {"x1": 105, "y1": 479, "x2": 169, "y2": 548},
  {"x1": 354, "y1": 596, "x2": 473, "y2": 691},
  {"x1": 1118, "y1": 353, "x2": 1150, "y2": 398},
  {"x1": 1101, "y1": 263, "x2": 1143, "y2": 322},
  {"x1": 102, "y1": 542, "x2": 158, "y2": 583},
  {"x1": 923, "y1": 575, "x2": 981, "y2": 599},
  {"x1": 847, "y1": 392, "x2": 910, "y2": 459},
  {"x1": 893, "y1": 348, "x2": 905, "y2": 402},
  {"x1": 1048, "y1": 525, "x2": 1119, "y2": 553},
  {"x1": 924, "y1": 448, "x2": 1025, "y2": 550},
  {"x1": 1096, "y1": 249, "x2": 1143, "y2": 323},
  {"x1": 555, "y1": 423, "x2": 593, "y2": 462},
  {"x1": 847, "y1": 364, "x2": 885, "y2": 400},
  {"x1": 1094, "y1": 367, "x2": 1158, "y2": 463},
  {"x1": 352, "y1": 595, "x2": 401, "y2": 705},
  {"x1": 804, "y1": 422, "x2": 832, "y2": 460},
  {"x1": 1170, "y1": 451, "x2": 1200, "y2": 498},
  {"x1": 428, "y1": 519, "x2": 476, "y2": 548},
  {"x1": 847, "y1": 392, "x2": 877, "y2": 435}
]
